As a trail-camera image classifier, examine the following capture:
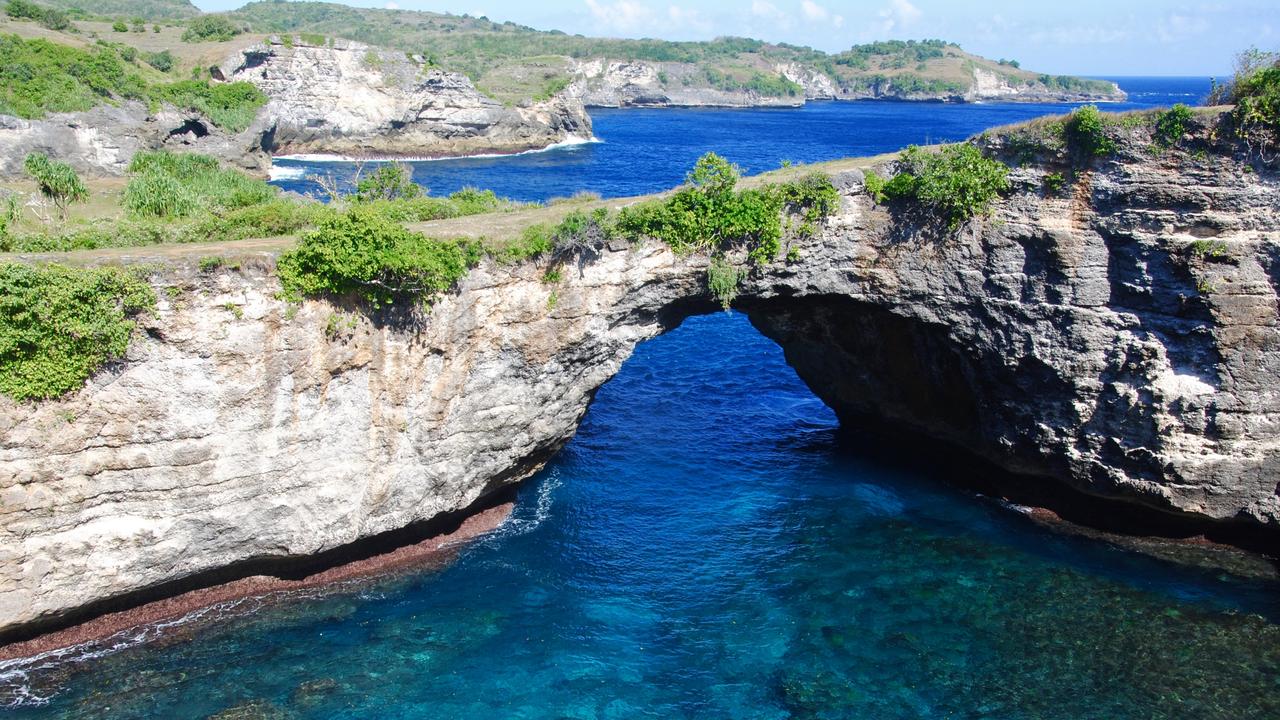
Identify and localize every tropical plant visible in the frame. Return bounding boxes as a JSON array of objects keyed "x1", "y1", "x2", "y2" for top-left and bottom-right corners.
[{"x1": 23, "y1": 153, "x2": 87, "y2": 220}]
